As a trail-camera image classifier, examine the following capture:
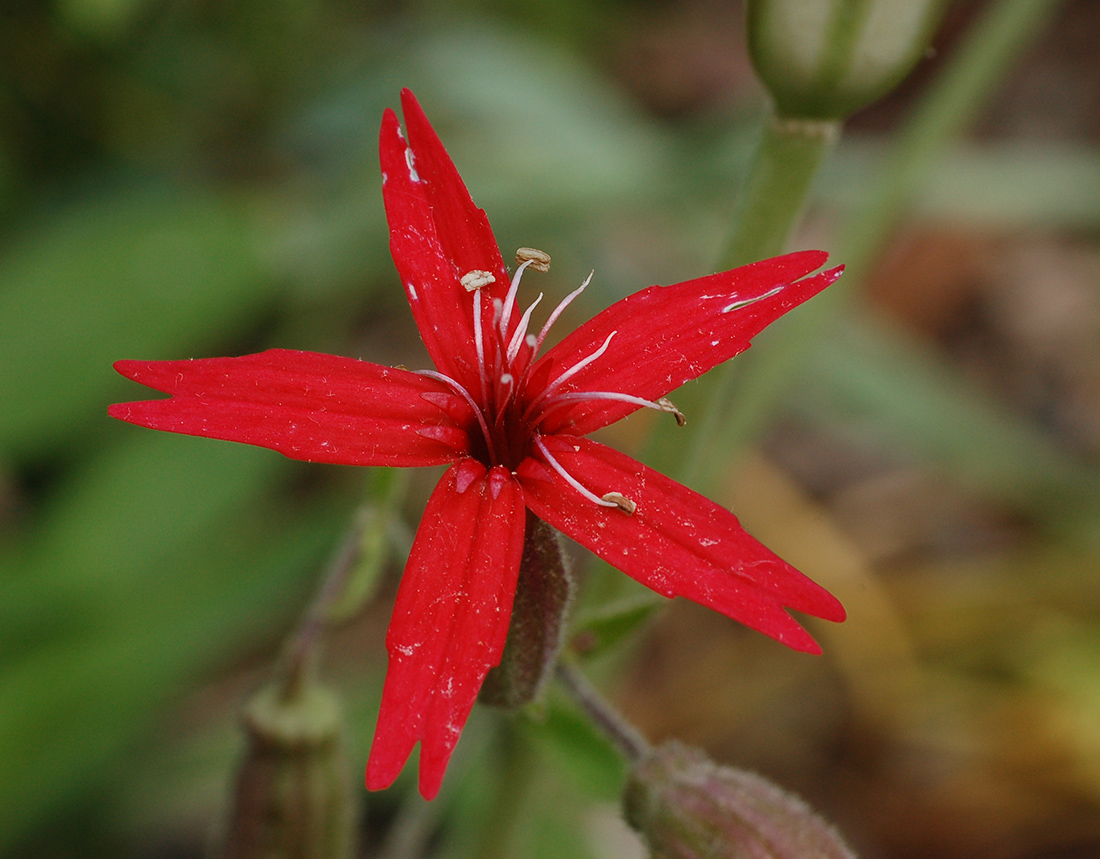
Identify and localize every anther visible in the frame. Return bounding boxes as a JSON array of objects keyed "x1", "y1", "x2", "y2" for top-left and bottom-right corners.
[
  {"x1": 535, "y1": 435, "x2": 623, "y2": 511},
  {"x1": 515, "y1": 247, "x2": 551, "y2": 273},
  {"x1": 461, "y1": 270, "x2": 496, "y2": 292},
  {"x1": 601, "y1": 492, "x2": 636, "y2": 515},
  {"x1": 657, "y1": 397, "x2": 687, "y2": 427}
]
